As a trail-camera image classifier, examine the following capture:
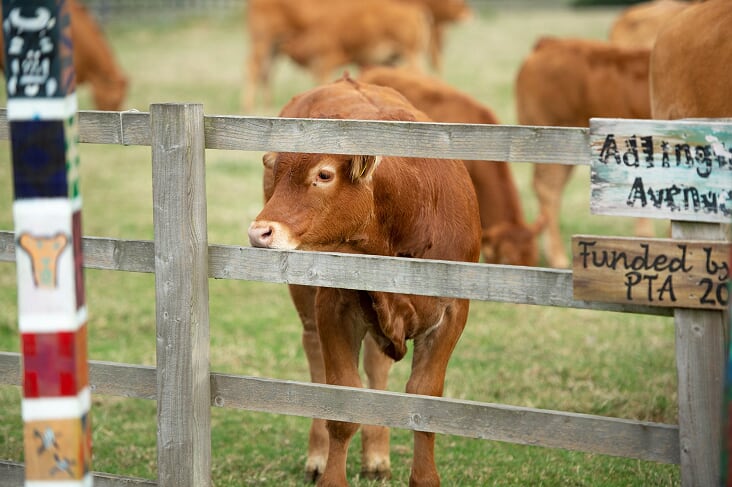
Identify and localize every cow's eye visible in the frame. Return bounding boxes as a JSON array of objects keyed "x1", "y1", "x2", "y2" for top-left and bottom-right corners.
[{"x1": 317, "y1": 170, "x2": 333, "y2": 182}]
